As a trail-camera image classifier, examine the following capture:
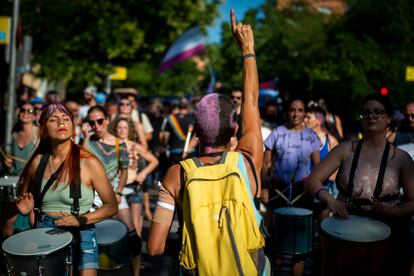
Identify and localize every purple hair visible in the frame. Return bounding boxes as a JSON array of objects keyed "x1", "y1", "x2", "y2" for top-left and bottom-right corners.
[
  {"x1": 195, "y1": 93, "x2": 237, "y2": 147},
  {"x1": 38, "y1": 103, "x2": 74, "y2": 141}
]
